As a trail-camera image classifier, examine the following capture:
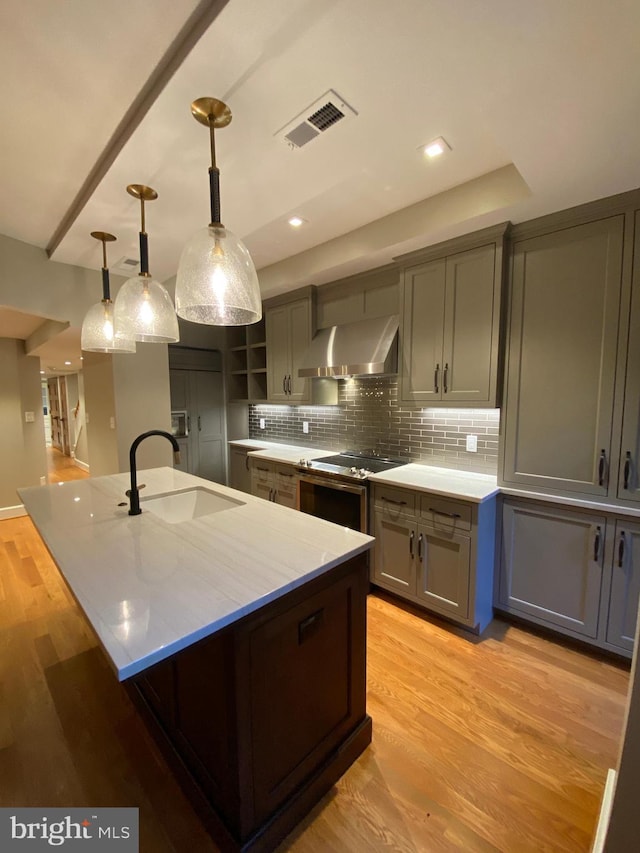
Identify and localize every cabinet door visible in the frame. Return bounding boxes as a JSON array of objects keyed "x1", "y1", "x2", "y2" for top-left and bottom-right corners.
[
  {"x1": 251, "y1": 462, "x2": 274, "y2": 501},
  {"x1": 400, "y1": 258, "x2": 446, "y2": 403},
  {"x1": 229, "y1": 448, "x2": 252, "y2": 493},
  {"x1": 443, "y1": 244, "x2": 498, "y2": 404},
  {"x1": 502, "y1": 217, "x2": 623, "y2": 495},
  {"x1": 500, "y1": 501, "x2": 606, "y2": 638},
  {"x1": 287, "y1": 298, "x2": 312, "y2": 403},
  {"x1": 274, "y1": 465, "x2": 298, "y2": 509},
  {"x1": 416, "y1": 525, "x2": 470, "y2": 619},
  {"x1": 372, "y1": 512, "x2": 416, "y2": 594},
  {"x1": 607, "y1": 522, "x2": 640, "y2": 652},
  {"x1": 617, "y1": 210, "x2": 640, "y2": 505},
  {"x1": 266, "y1": 305, "x2": 290, "y2": 401},
  {"x1": 193, "y1": 371, "x2": 225, "y2": 483}
]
